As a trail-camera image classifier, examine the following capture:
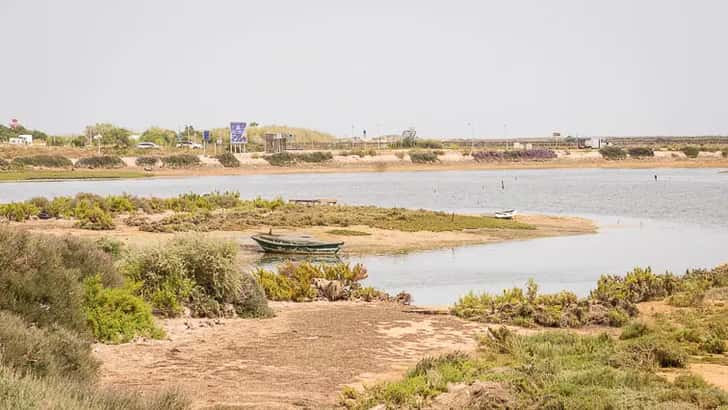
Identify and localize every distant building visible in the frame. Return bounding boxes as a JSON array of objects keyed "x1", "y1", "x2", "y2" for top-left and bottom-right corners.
[
  {"x1": 9, "y1": 134, "x2": 32, "y2": 145},
  {"x1": 584, "y1": 138, "x2": 604, "y2": 149},
  {"x1": 263, "y1": 133, "x2": 293, "y2": 153}
]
